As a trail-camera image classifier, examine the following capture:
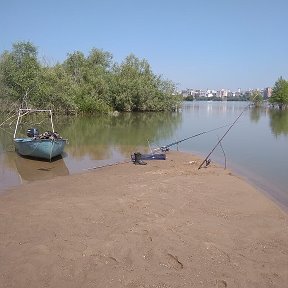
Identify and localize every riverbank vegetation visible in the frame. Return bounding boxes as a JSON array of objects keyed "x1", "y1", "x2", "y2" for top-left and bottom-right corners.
[
  {"x1": 269, "y1": 77, "x2": 288, "y2": 109},
  {"x1": 250, "y1": 91, "x2": 263, "y2": 107},
  {"x1": 0, "y1": 41, "x2": 181, "y2": 114}
]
